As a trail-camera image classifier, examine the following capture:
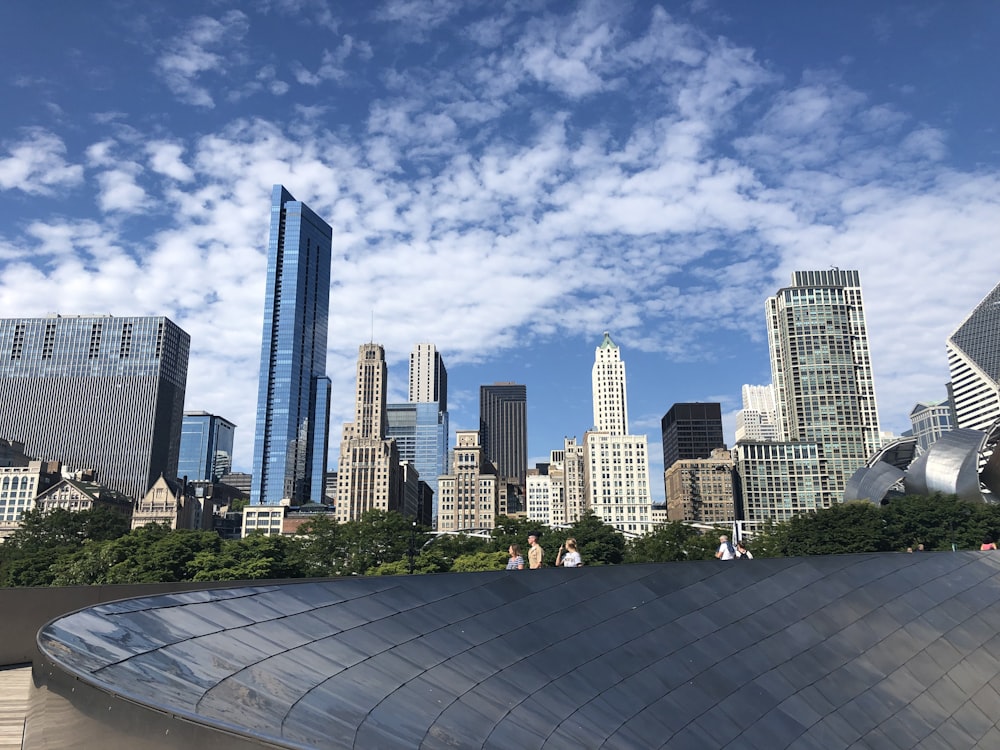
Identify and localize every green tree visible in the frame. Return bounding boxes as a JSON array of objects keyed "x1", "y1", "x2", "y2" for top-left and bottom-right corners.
[
  {"x1": 625, "y1": 521, "x2": 716, "y2": 563},
  {"x1": 451, "y1": 551, "x2": 508, "y2": 572},
  {"x1": 189, "y1": 533, "x2": 304, "y2": 581},
  {"x1": 780, "y1": 501, "x2": 889, "y2": 556},
  {"x1": 490, "y1": 515, "x2": 548, "y2": 556},
  {"x1": 561, "y1": 512, "x2": 625, "y2": 566}
]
